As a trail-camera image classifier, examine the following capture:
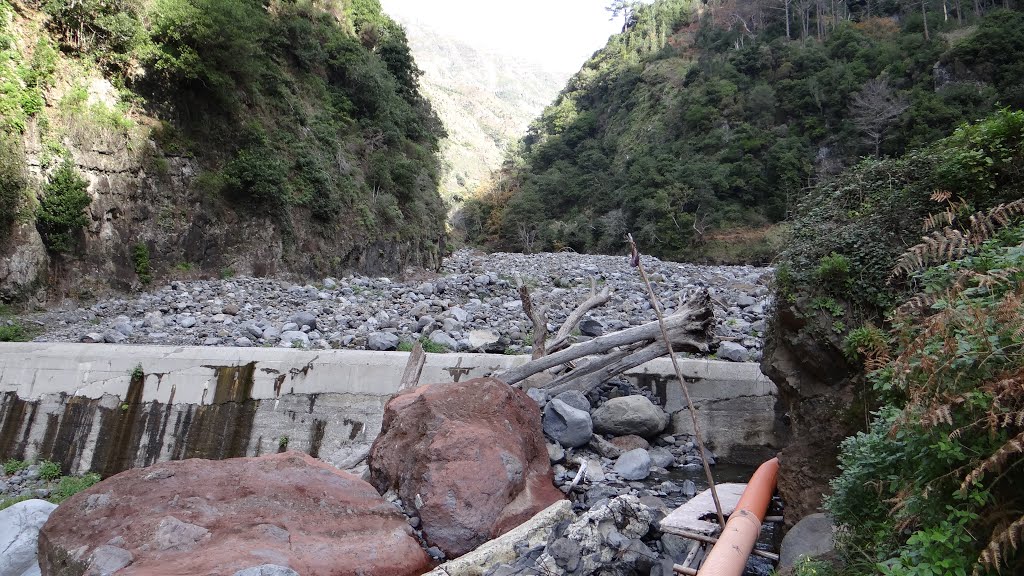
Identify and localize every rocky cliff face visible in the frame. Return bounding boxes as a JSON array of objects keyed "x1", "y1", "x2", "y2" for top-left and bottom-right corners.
[
  {"x1": 2, "y1": 133, "x2": 443, "y2": 304},
  {"x1": 0, "y1": 0, "x2": 446, "y2": 304},
  {"x1": 761, "y1": 298, "x2": 858, "y2": 526}
]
